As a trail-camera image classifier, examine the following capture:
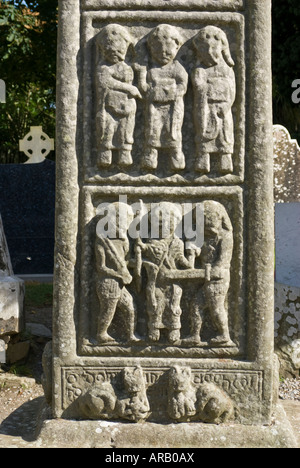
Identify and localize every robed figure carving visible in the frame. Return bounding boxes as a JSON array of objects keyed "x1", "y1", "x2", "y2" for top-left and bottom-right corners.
[
  {"x1": 192, "y1": 26, "x2": 236, "y2": 174},
  {"x1": 95, "y1": 24, "x2": 142, "y2": 169}
]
